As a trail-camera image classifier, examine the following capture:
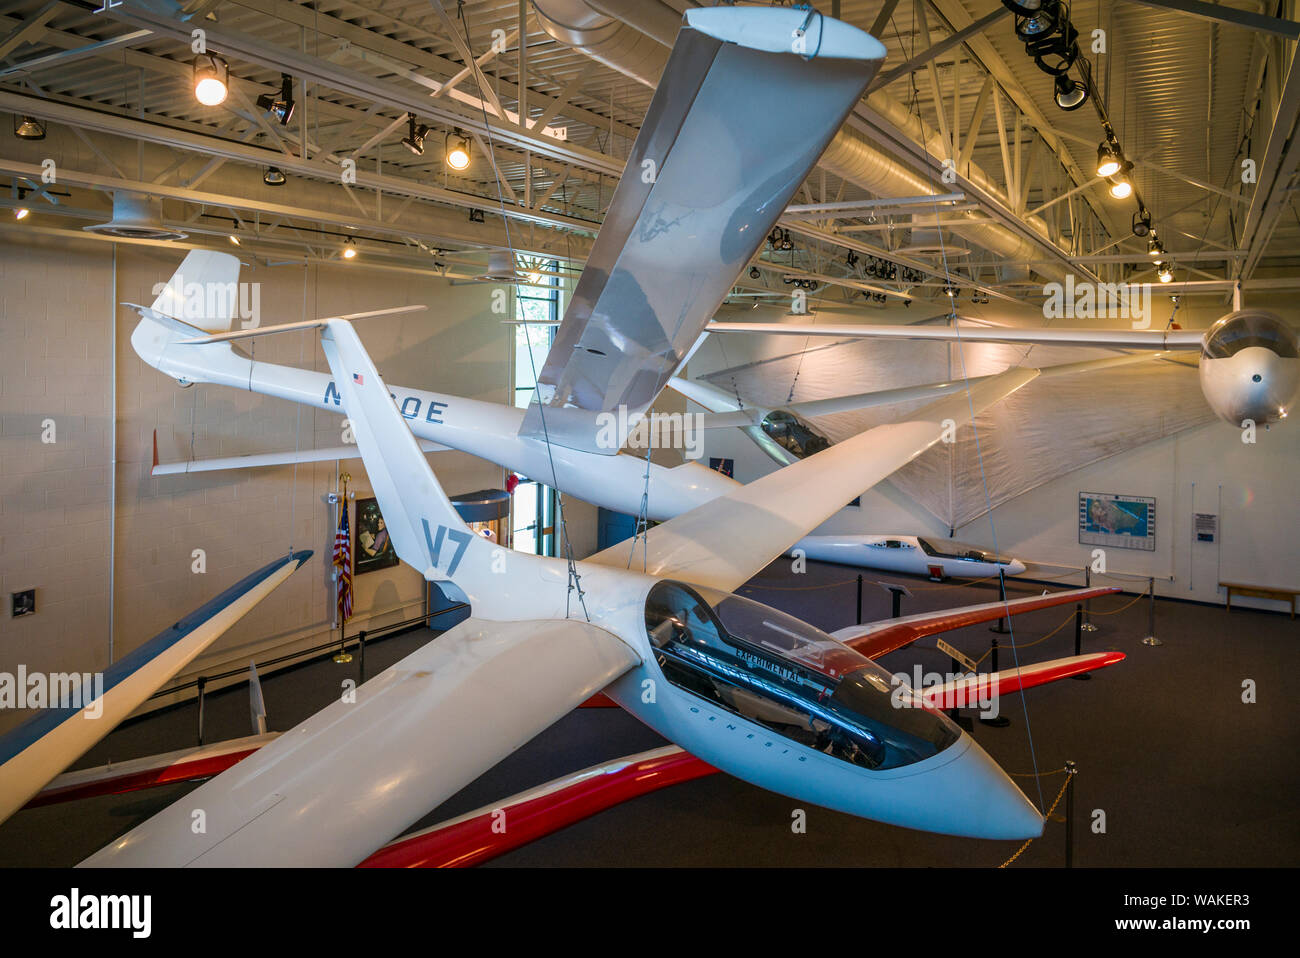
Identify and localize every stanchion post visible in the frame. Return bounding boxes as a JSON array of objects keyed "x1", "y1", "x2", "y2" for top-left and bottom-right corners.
[
  {"x1": 856, "y1": 574, "x2": 863, "y2": 625},
  {"x1": 358, "y1": 629, "x2": 367, "y2": 684},
  {"x1": 1081, "y1": 565, "x2": 1097, "y2": 632},
  {"x1": 196, "y1": 676, "x2": 206, "y2": 747},
  {"x1": 979, "y1": 637, "x2": 1011, "y2": 727},
  {"x1": 1142, "y1": 576, "x2": 1162, "y2": 646},
  {"x1": 1065, "y1": 760, "x2": 1077, "y2": 868},
  {"x1": 989, "y1": 569, "x2": 1009, "y2": 633},
  {"x1": 1071, "y1": 602, "x2": 1091, "y2": 680}
]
